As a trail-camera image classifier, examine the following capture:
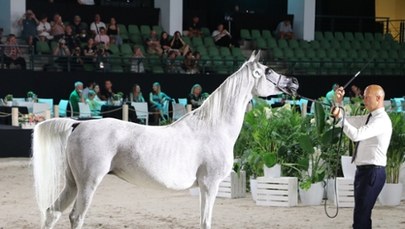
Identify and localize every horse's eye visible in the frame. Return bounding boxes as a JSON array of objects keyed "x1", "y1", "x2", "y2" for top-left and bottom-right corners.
[{"x1": 265, "y1": 68, "x2": 272, "y2": 75}]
